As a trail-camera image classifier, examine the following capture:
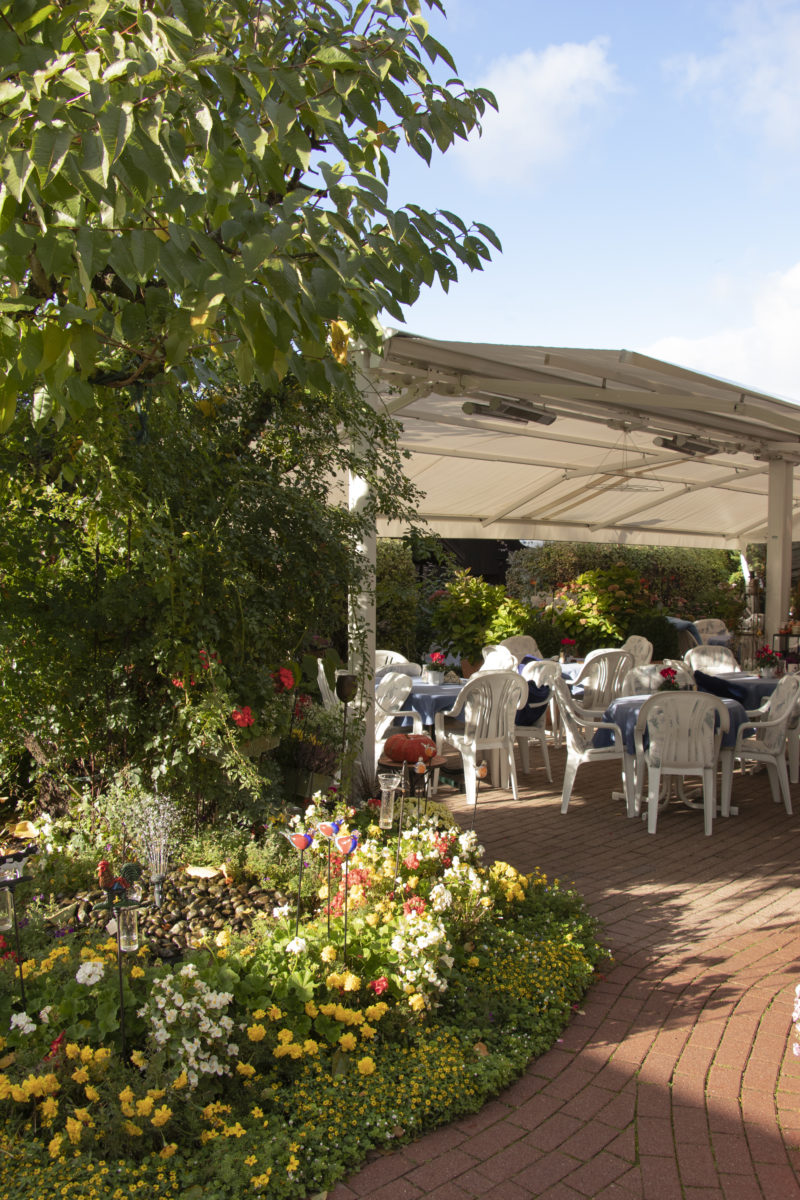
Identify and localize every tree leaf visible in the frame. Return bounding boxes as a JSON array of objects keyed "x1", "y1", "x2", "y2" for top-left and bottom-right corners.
[{"x1": 98, "y1": 104, "x2": 134, "y2": 164}]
